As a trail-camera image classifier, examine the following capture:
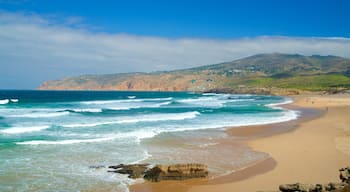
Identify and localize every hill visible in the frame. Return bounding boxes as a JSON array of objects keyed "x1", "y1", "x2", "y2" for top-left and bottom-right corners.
[{"x1": 38, "y1": 53, "x2": 350, "y2": 95}]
